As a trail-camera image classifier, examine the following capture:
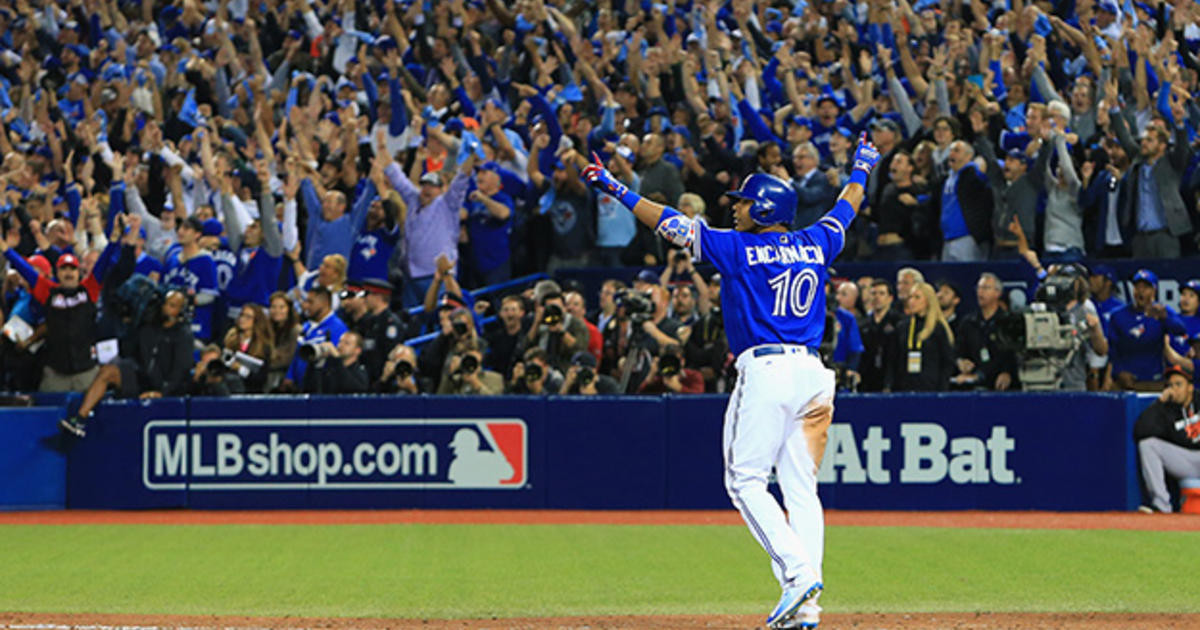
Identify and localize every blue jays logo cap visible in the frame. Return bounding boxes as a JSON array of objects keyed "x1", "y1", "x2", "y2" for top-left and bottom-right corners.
[
  {"x1": 1184, "y1": 279, "x2": 1200, "y2": 295},
  {"x1": 1132, "y1": 269, "x2": 1158, "y2": 288},
  {"x1": 1089, "y1": 263, "x2": 1117, "y2": 284}
]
